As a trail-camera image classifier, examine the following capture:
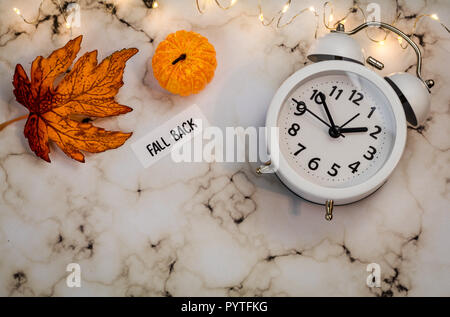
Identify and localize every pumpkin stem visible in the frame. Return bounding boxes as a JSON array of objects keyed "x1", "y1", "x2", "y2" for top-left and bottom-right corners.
[
  {"x1": 172, "y1": 53, "x2": 187, "y2": 65},
  {"x1": 0, "y1": 114, "x2": 27, "y2": 132}
]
